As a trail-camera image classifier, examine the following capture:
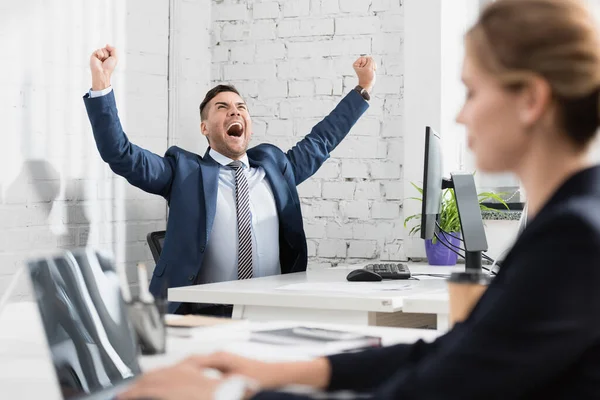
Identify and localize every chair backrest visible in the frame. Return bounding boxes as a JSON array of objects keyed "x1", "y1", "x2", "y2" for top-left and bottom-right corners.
[{"x1": 146, "y1": 231, "x2": 166, "y2": 264}]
